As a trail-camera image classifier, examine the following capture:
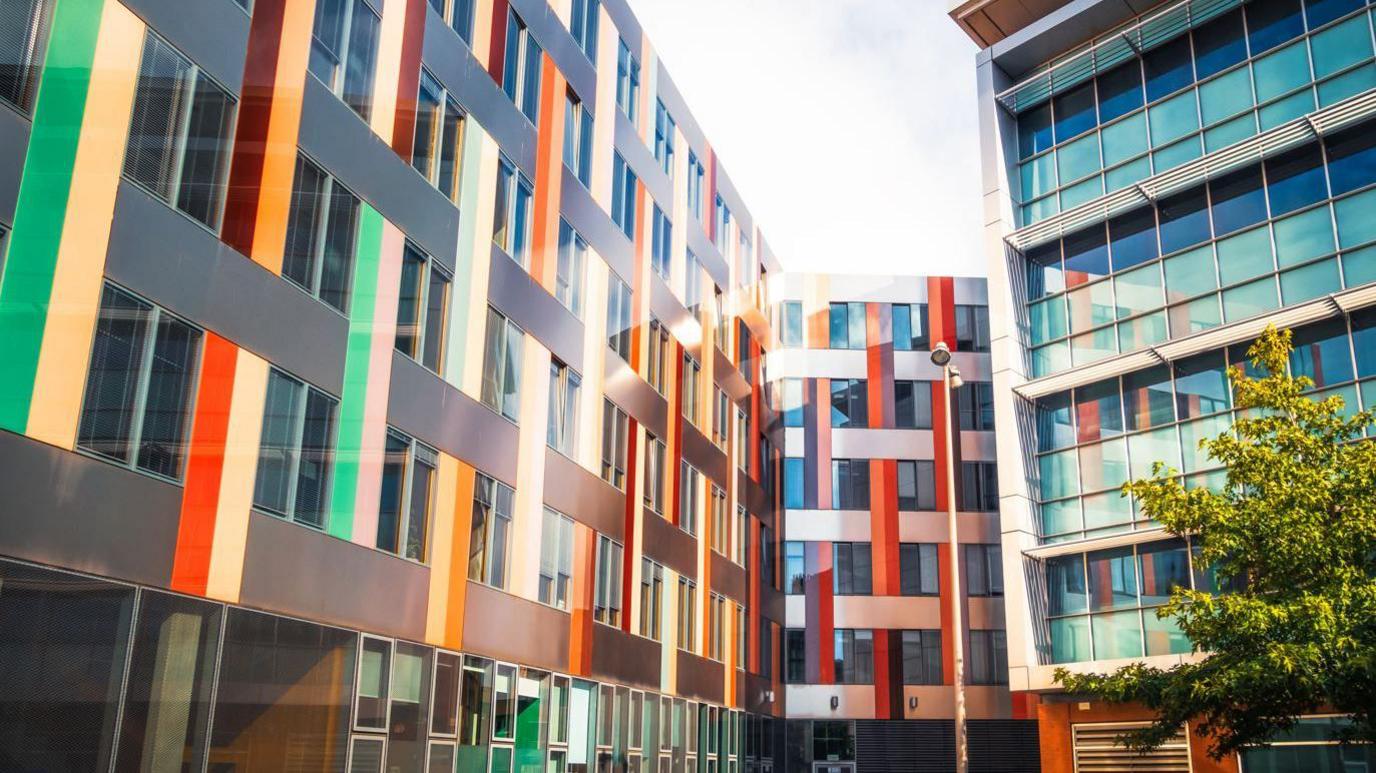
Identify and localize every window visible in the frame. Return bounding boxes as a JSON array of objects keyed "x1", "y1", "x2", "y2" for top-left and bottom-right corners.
[
  {"x1": 616, "y1": 38, "x2": 640, "y2": 126},
  {"x1": 900, "y1": 543, "x2": 940, "y2": 596},
  {"x1": 569, "y1": 0, "x2": 598, "y2": 61},
  {"x1": 0, "y1": 0, "x2": 51, "y2": 112},
  {"x1": 713, "y1": 285, "x2": 728, "y2": 344},
  {"x1": 955, "y1": 305, "x2": 991, "y2": 352},
  {"x1": 377, "y1": 430, "x2": 437, "y2": 561},
  {"x1": 959, "y1": 382, "x2": 995, "y2": 431},
  {"x1": 687, "y1": 152, "x2": 705, "y2": 221},
  {"x1": 611, "y1": 152, "x2": 637, "y2": 240},
  {"x1": 832, "y1": 543, "x2": 872, "y2": 596},
  {"x1": 640, "y1": 559, "x2": 663, "y2": 639},
  {"x1": 784, "y1": 457, "x2": 804, "y2": 509},
  {"x1": 901, "y1": 630, "x2": 942, "y2": 685},
  {"x1": 594, "y1": 535, "x2": 624, "y2": 626},
  {"x1": 434, "y1": 0, "x2": 475, "y2": 45},
  {"x1": 833, "y1": 630, "x2": 873, "y2": 684},
  {"x1": 831, "y1": 459, "x2": 870, "y2": 510},
  {"x1": 706, "y1": 593, "x2": 726, "y2": 661},
  {"x1": 897, "y1": 460, "x2": 936, "y2": 511},
  {"x1": 555, "y1": 219, "x2": 587, "y2": 316},
  {"x1": 309, "y1": 0, "x2": 380, "y2": 120},
  {"x1": 966, "y1": 544, "x2": 1004, "y2": 597},
  {"x1": 562, "y1": 90, "x2": 593, "y2": 187},
  {"x1": 830, "y1": 379, "x2": 868, "y2": 428},
  {"x1": 469, "y1": 473, "x2": 514, "y2": 588},
  {"x1": 784, "y1": 542, "x2": 805, "y2": 594},
  {"x1": 679, "y1": 462, "x2": 701, "y2": 536},
  {"x1": 395, "y1": 242, "x2": 451, "y2": 372},
  {"x1": 962, "y1": 462, "x2": 999, "y2": 512},
  {"x1": 969, "y1": 630, "x2": 1008, "y2": 685},
  {"x1": 710, "y1": 486, "x2": 728, "y2": 555},
  {"x1": 547, "y1": 359, "x2": 581, "y2": 456},
  {"x1": 734, "y1": 505, "x2": 749, "y2": 566},
  {"x1": 601, "y1": 400, "x2": 629, "y2": 488},
  {"x1": 736, "y1": 604, "x2": 748, "y2": 667},
  {"x1": 651, "y1": 205, "x2": 672, "y2": 280},
  {"x1": 781, "y1": 301, "x2": 802, "y2": 347},
  {"x1": 828, "y1": 302, "x2": 866, "y2": 349},
  {"x1": 654, "y1": 100, "x2": 676, "y2": 177},
  {"x1": 501, "y1": 8, "x2": 541, "y2": 124},
  {"x1": 892, "y1": 303, "x2": 930, "y2": 350},
  {"x1": 77, "y1": 284, "x2": 202, "y2": 480},
  {"x1": 281, "y1": 154, "x2": 361, "y2": 314},
  {"x1": 411, "y1": 70, "x2": 465, "y2": 202},
  {"x1": 759, "y1": 618, "x2": 773, "y2": 679},
  {"x1": 253, "y1": 369, "x2": 339, "y2": 529},
  {"x1": 737, "y1": 320, "x2": 753, "y2": 383},
  {"x1": 779, "y1": 379, "x2": 803, "y2": 428},
  {"x1": 647, "y1": 318, "x2": 670, "y2": 394},
  {"x1": 644, "y1": 435, "x2": 667, "y2": 515},
  {"x1": 736, "y1": 407, "x2": 749, "y2": 472},
  {"x1": 684, "y1": 252, "x2": 704, "y2": 317},
  {"x1": 539, "y1": 508, "x2": 574, "y2": 609},
  {"x1": 676, "y1": 578, "x2": 697, "y2": 651},
  {"x1": 894, "y1": 381, "x2": 932, "y2": 429},
  {"x1": 713, "y1": 195, "x2": 732, "y2": 251},
  {"x1": 125, "y1": 32, "x2": 236, "y2": 230},
  {"x1": 761, "y1": 525, "x2": 775, "y2": 591},
  {"x1": 784, "y1": 630, "x2": 806, "y2": 683},
  {"x1": 681, "y1": 354, "x2": 701, "y2": 425},
  {"x1": 493, "y1": 155, "x2": 534, "y2": 266},
  {"x1": 711, "y1": 387, "x2": 730, "y2": 449},
  {"x1": 607, "y1": 272, "x2": 633, "y2": 363},
  {"x1": 480, "y1": 307, "x2": 523, "y2": 422}
]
